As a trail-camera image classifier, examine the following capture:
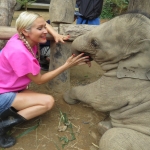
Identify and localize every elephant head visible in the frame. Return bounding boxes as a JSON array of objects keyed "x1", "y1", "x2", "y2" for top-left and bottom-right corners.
[
  {"x1": 64, "y1": 13, "x2": 150, "y2": 150},
  {"x1": 72, "y1": 13, "x2": 150, "y2": 80}
]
